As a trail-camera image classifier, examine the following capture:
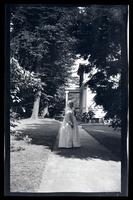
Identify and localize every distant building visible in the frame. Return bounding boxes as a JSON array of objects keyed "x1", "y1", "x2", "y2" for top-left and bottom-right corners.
[
  {"x1": 77, "y1": 64, "x2": 106, "y2": 122},
  {"x1": 65, "y1": 87, "x2": 80, "y2": 109},
  {"x1": 65, "y1": 62, "x2": 106, "y2": 123}
]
